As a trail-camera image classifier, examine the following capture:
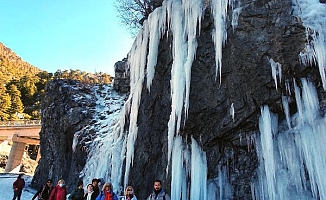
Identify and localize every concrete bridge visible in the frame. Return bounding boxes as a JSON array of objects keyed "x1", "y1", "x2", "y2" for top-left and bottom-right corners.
[{"x1": 0, "y1": 120, "x2": 41, "y2": 172}]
